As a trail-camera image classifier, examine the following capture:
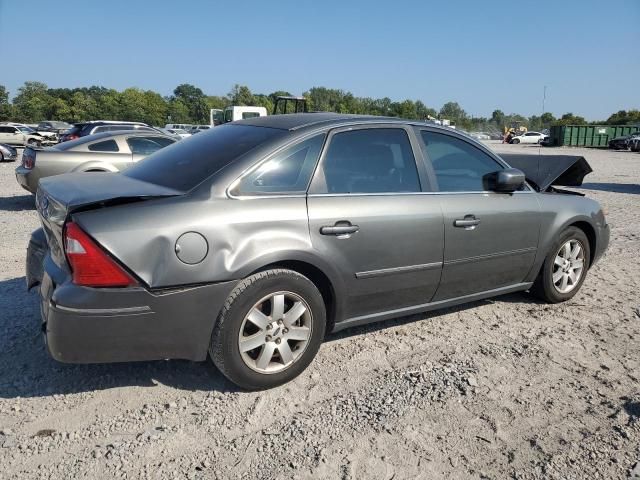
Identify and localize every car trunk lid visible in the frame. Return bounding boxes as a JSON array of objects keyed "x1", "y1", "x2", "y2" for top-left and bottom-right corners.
[{"x1": 36, "y1": 172, "x2": 182, "y2": 268}]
